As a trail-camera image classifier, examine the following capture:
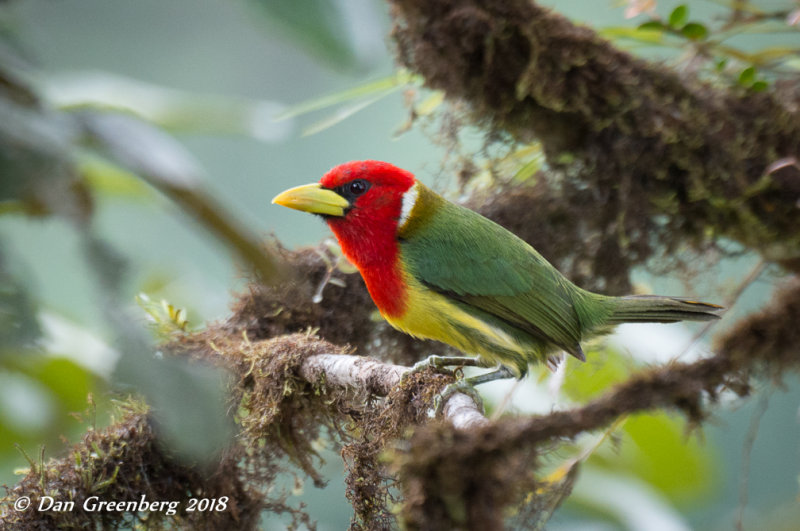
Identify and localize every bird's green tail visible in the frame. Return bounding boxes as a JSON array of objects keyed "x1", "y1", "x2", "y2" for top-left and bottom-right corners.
[{"x1": 607, "y1": 295, "x2": 723, "y2": 324}]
